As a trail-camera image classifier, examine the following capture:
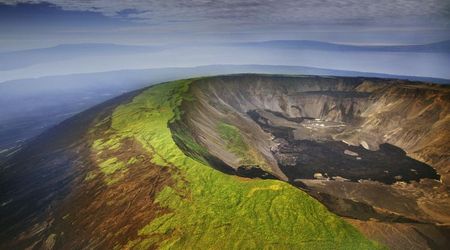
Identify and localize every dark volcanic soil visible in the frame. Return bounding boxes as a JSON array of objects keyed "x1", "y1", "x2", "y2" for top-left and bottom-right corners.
[
  {"x1": 0, "y1": 88, "x2": 174, "y2": 249},
  {"x1": 247, "y1": 109, "x2": 440, "y2": 184}
]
